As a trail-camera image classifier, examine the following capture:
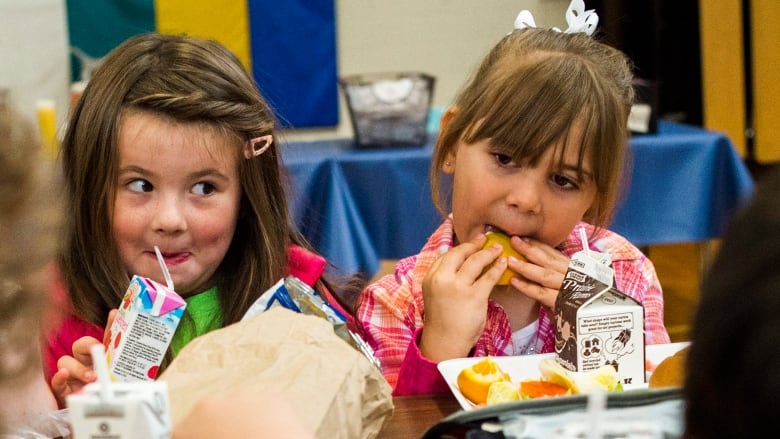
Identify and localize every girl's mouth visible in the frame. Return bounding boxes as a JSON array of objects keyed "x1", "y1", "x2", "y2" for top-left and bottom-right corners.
[
  {"x1": 485, "y1": 224, "x2": 509, "y2": 235},
  {"x1": 151, "y1": 250, "x2": 189, "y2": 266}
]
